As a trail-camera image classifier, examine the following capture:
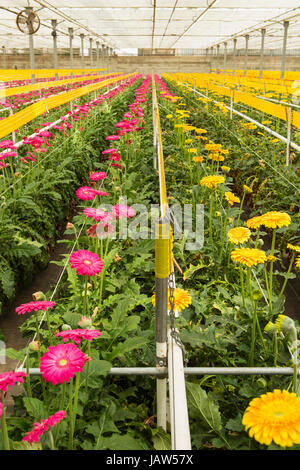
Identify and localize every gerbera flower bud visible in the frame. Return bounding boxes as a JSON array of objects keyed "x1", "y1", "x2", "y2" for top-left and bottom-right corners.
[
  {"x1": 32, "y1": 291, "x2": 46, "y2": 301},
  {"x1": 78, "y1": 316, "x2": 93, "y2": 329},
  {"x1": 264, "y1": 321, "x2": 276, "y2": 335},
  {"x1": 29, "y1": 340, "x2": 39, "y2": 351}
]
